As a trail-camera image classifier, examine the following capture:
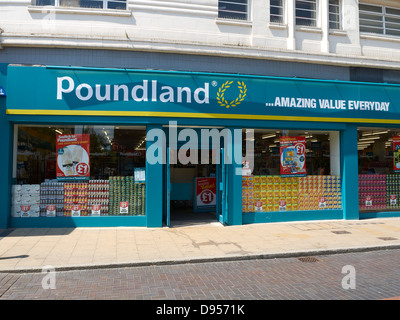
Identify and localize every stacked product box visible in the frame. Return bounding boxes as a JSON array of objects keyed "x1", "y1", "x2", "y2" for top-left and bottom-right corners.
[
  {"x1": 88, "y1": 179, "x2": 109, "y2": 216},
  {"x1": 63, "y1": 182, "x2": 88, "y2": 216},
  {"x1": 242, "y1": 175, "x2": 342, "y2": 213},
  {"x1": 109, "y1": 176, "x2": 146, "y2": 215},
  {"x1": 386, "y1": 174, "x2": 400, "y2": 209},
  {"x1": 358, "y1": 174, "x2": 386, "y2": 210},
  {"x1": 11, "y1": 184, "x2": 41, "y2": 217},
  {"x1": 40, "y1": 181, "x2": 65, "y2": 217},
  {"x1": 298, "y1": 175, "x2": 342, "y2": 210},
  {"x1": 242, "y1": 175, "x2": 299, "y2": 212}
]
